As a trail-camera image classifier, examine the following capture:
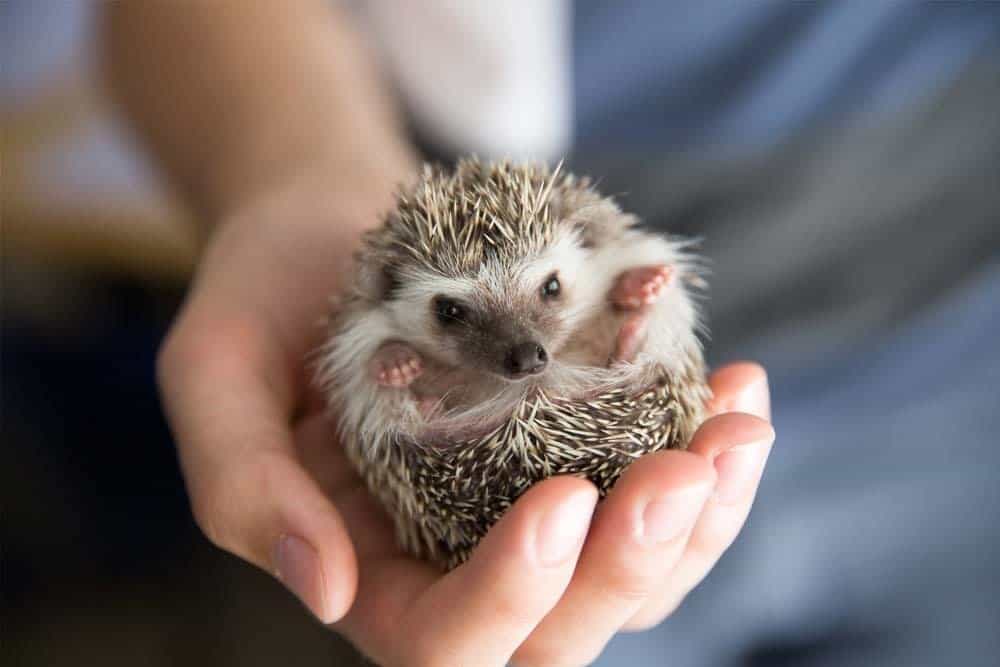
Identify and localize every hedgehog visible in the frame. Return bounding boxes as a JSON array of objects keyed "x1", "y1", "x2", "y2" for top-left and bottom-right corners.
[{"x1": 318, "y1": 159, "x2": 710, "y2": 568}]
